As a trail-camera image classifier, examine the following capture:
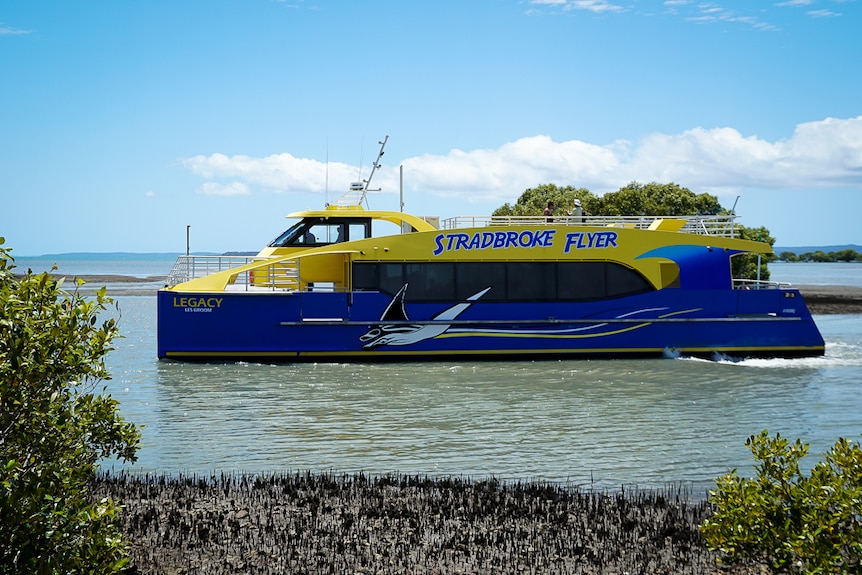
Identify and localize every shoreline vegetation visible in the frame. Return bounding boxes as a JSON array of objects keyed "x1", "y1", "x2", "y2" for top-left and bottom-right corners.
[
  {"x1": 92, "y1": 471, "x2": 767, "y2": 575},
  {"x1": 30, "y1": 273, "x2": 862, "y2": 314}
]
